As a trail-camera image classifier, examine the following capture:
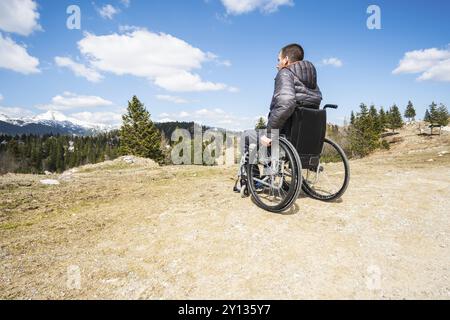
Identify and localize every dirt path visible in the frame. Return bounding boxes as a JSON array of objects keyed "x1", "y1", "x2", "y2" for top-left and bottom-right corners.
[{"x1": 1, "y1": 129, "x2": 450, "y2": 299}]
